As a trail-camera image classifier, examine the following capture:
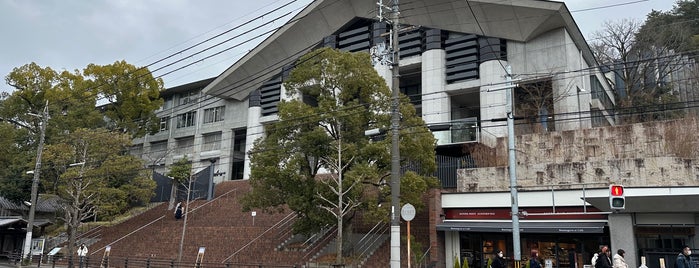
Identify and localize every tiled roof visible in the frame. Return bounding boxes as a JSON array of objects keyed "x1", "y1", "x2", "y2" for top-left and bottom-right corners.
[{"x1": 0, "y1": 195, "x2": 61, "y2": 213}]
